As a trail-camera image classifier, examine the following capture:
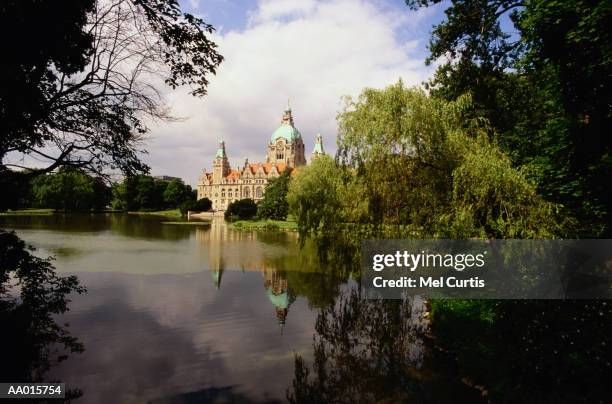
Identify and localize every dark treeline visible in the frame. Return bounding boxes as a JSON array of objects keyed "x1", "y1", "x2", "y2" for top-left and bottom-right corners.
[
  {"x1": 406, "y1": 0, "x2": 611, "y2": 237},
  {"x1": 27, "y1": 168, "x2": 111, "y2": 212},
  {"x1": 111, "y1": 175, "x2": 196, "y2": 212},
  {"x1": 14, "y1": 169, "x2": 197, "y2": 213}
]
